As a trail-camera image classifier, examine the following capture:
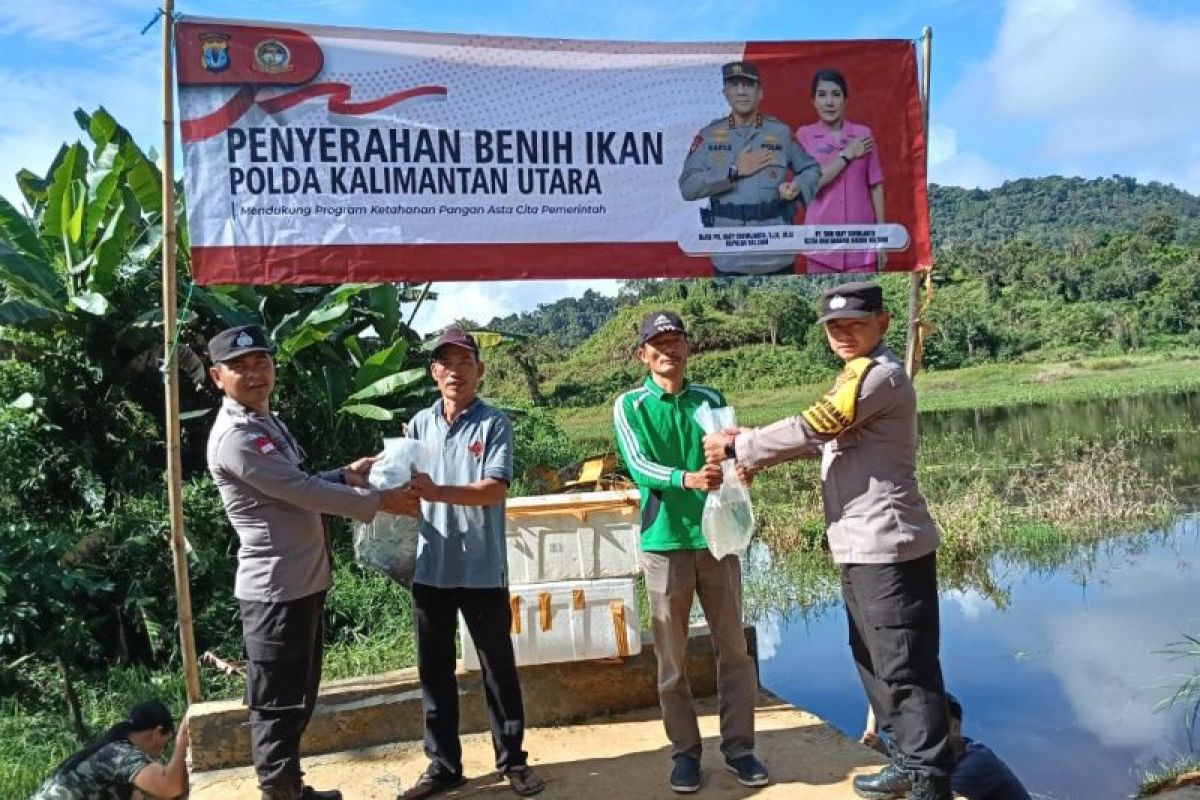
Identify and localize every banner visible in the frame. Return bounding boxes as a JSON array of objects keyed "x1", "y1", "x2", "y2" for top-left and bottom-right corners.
[{"x1": 177, "y1": 18, "x2": 930, "y2": 284}]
